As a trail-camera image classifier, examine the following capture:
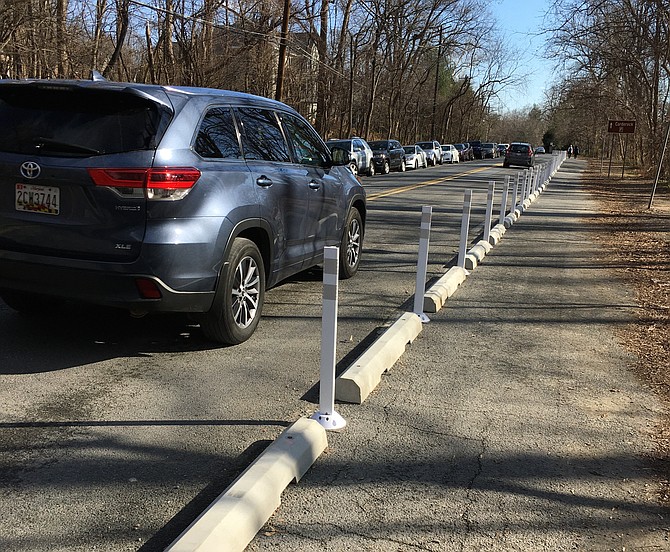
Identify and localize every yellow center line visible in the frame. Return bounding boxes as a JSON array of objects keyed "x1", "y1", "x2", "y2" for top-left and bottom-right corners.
[{"x1": 366, "y1": 165, "x2": 492, "y2": 201}]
